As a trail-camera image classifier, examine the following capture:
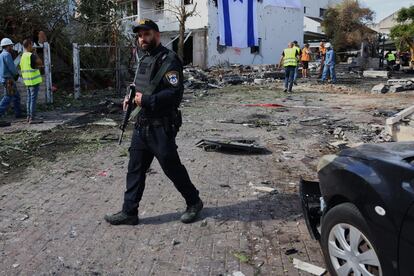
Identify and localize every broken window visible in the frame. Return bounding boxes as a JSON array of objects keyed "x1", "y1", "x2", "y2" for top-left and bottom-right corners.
[
  {"x1": 216, "y1": 36, "x2": 226, "y2": 54},
  {"x1": 155, "y1": 1, "x2": 164, "y2": 13},
  {"x1": 251, "y1": 38, "x2": 261, "y2": 54},
  {"x1": 319, "y1": 8, "x2": 326, "y2": 18},
  {"x1": 184, "y1": 0, "x2": 193, "y2": 4}
]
